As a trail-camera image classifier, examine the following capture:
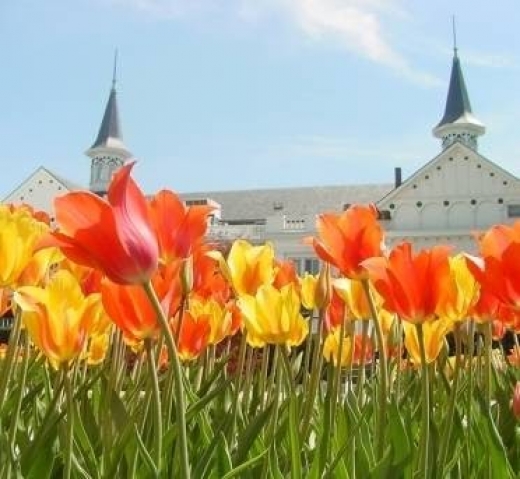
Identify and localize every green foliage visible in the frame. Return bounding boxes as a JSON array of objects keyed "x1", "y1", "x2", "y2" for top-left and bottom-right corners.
[{"x1": 2, "y1": 326, "x2": 520, "y2": 478}]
